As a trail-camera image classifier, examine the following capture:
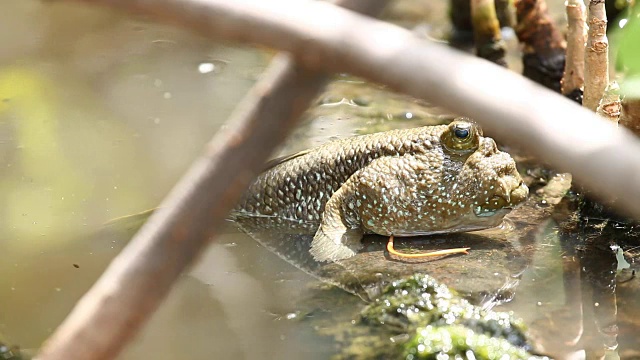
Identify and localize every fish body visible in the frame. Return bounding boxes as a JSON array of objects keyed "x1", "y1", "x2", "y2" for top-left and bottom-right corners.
[{"x1": 231, "y1": 118, "x2": 528, "y2": 262}]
